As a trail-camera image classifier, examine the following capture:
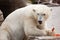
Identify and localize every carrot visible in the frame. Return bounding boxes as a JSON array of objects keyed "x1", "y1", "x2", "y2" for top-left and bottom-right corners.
[{"x1": 53, "y1": 34, "x2": 60, "y2": 36}]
